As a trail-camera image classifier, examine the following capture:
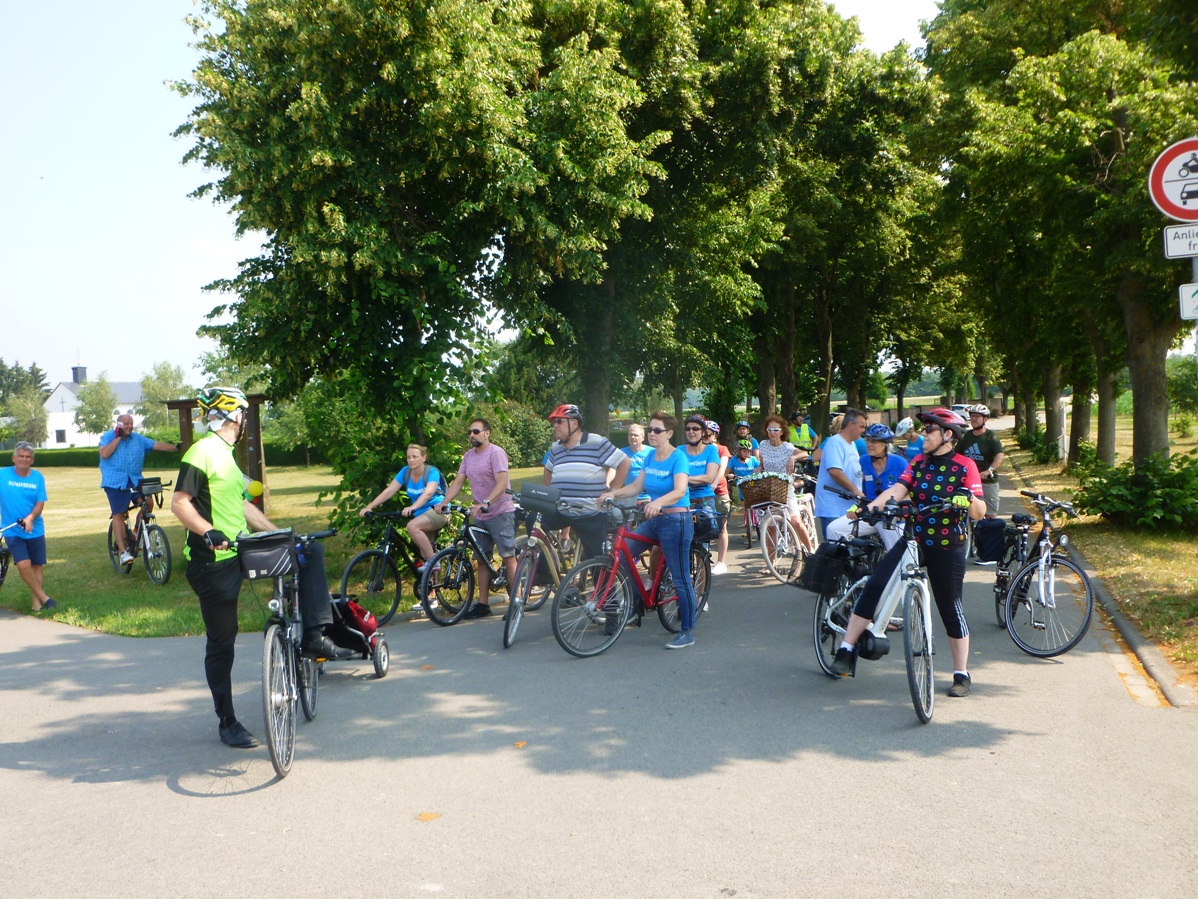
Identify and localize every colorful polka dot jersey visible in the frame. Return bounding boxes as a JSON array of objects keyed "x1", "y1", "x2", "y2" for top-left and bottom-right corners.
[{"x1": 898, "y1": 453, "x2": 983, "y2": 549}]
